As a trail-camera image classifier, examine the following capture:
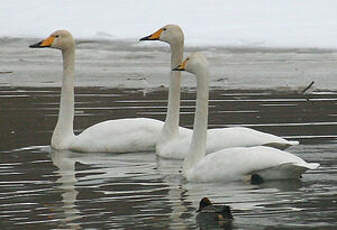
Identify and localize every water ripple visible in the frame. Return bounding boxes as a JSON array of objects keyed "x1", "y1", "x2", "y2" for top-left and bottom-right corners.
[{"x1": 1, "y1": 87, "x2": 337, "y2": 229}]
